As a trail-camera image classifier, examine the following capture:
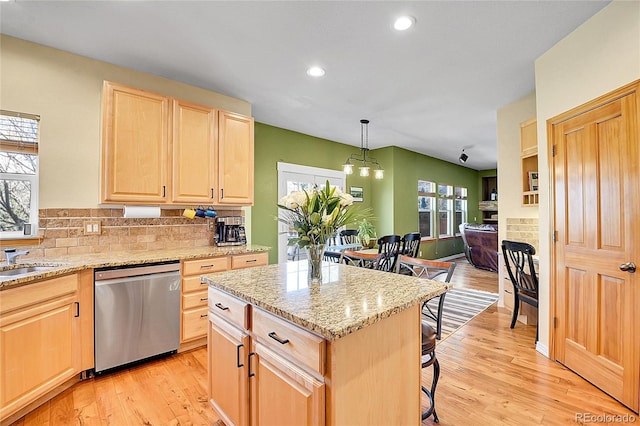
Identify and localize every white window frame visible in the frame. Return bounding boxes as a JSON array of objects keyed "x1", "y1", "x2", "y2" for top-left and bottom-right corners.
[
  {"x1": 0, "y1": 110, "x2": 40, "y2": 240},
  {"x1": 418, "y1": 180, "x2": 436, "y2": 239},
  {"x1": 437, "y1": 183, "x2": 454, "y2": 238}
]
